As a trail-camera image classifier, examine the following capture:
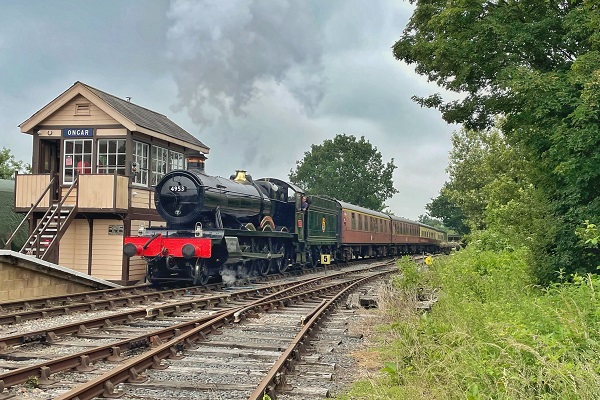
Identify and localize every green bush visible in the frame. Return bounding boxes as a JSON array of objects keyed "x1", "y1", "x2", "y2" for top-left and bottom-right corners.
[{"x1": 340, "y1": 248, "x2": 600, "y2": 399}]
